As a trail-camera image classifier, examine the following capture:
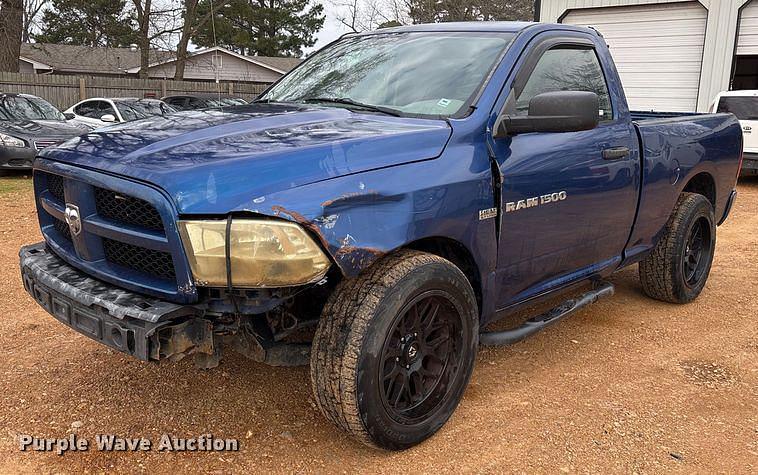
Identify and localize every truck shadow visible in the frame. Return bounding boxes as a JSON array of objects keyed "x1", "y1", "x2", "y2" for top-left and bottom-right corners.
[{"x1": 738, "y1": 175, "x2": 758, "y2": 189}]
